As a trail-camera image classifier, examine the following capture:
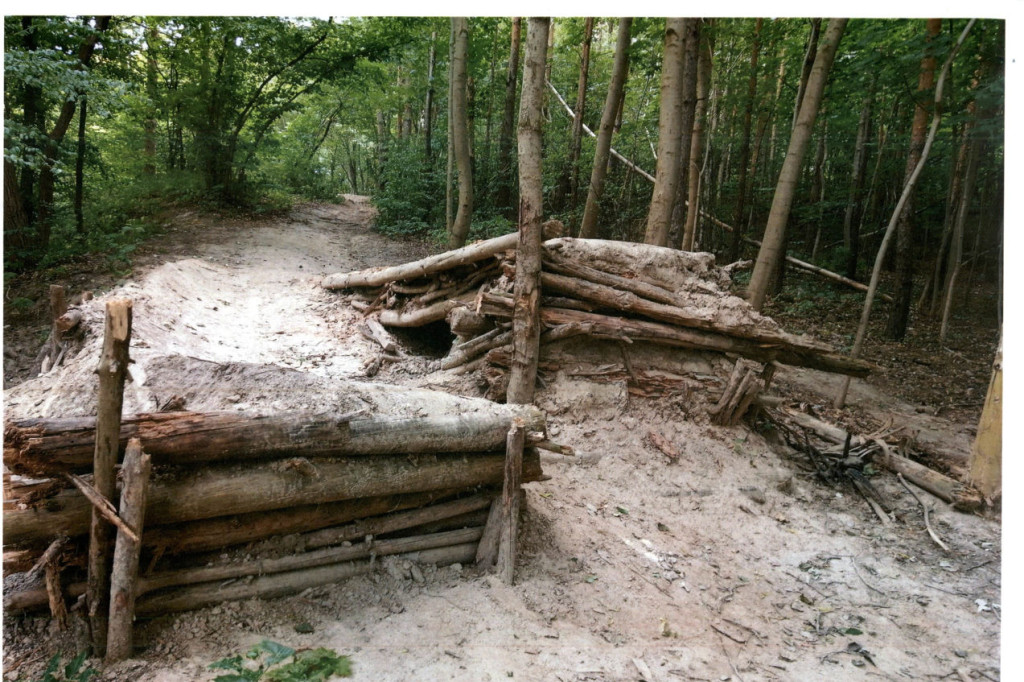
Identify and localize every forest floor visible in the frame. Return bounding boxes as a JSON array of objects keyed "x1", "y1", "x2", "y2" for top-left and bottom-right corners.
[{"x1": 2, "y1": 199, "x2": 1002, "y2": 681}]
